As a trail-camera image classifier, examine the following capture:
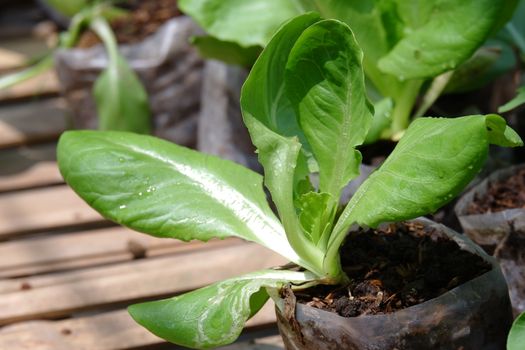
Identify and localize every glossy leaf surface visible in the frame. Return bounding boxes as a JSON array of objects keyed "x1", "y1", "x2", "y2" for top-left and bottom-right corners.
[
  {"x1": 178, "y1": 0, "x2": 314, "y2": 47},
  {"x1": 241, "y1": 14, "x2": 325, "y2": 274},
  {"x1": 57, "y1": 131, "x2": 301, "y2": 263},
  {"x1": 326, "y1": 115, "x2": 523, "y2": 275},
  {"x1": 285, "y1": 19, "x2": 373, "y2": 199},
  {"x1": 377, "y1": 0, "x2": 515, "y2": 79},
  {"x1": 129, "y1": 269, "x2": 314, "y2": 349}
]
